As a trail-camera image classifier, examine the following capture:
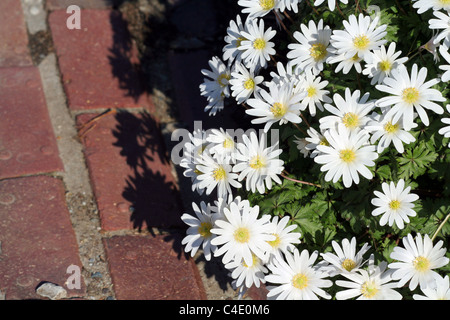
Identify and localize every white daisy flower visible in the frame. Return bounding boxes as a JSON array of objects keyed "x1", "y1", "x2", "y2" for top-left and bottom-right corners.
[
  {"x1": 330, "y1": 13, "x2": 387, "y2": 61},
  {"x1": 196, "y1": 152, "x2": 241, "y2": 199},
  {"x1": 336, "y1": 261, "x2": 402, "y2": 300},
  {"x1": 238, "y1": 0, "x2": 280, "y2": 18},
  {"x1": 233, "y1": 131, "x2": 284, "y2": 194},
  {"x1": 223, "y1": 15, "x2": 251, "y2": 64},
  {"x1": 287, "y1": 19, "x2": 332, "y2": 75},
  {"x1": 206, "y1": 128, "x2": 237, "y2": 160},
  {"x1": 314, "y1": 0, "x2": 348, "y2": 11},
  {"x1": 225, "y1": 254, "x2": 268, "y2": 289},
  {"x1": 389, "y1": 233, "x2": 450, "y2": 291},
  {"x1": 246, "y1": 81, "x2": 305, "y2": 132},
  {"x1": 314, "y1": 124, "x2": 378, "y2": 188},
  {"x1": 265, "y1": 215, "x2": 302, "y2": 259},
  {"x1": 265, "y1": 248, "x2": 333, "y2": 300},
  {"x1": 297, "y1": 69, "x2": 332, "y2": 117},
  {"x1": 370, "y1": 179, "x2": 419, "y2": 229},
  {"x1": 239, "y1": 16, "x2": 277, "y2": 70},
  {"x1": 279, "y1": 0, "x2": 301, "y2": 13},
  {"x1": 327, "y1": 48, "x2": 363, "y2": 74},
  {"x1": 438, "y1": 104, "x2": 450, "y2": 147},
  {"x1": 429, "y1": 10, "x2": 450, "y2": 45},
  {"x1": 412, "y1": 0, "x2": 450, "y2": 14},
  {"x1": 365, "y1": 111, "x2": 417, "y2": 154},
  {"x1": 320, "y1": 237, "x2": 371, "y2": 276},
  {"x1": 376, "y1": 63, "x2": 446, "y2": 130},
  {"x1": 268, "y1": 61, "x2": 303, "y2": 91},
  {"x1": 181, "y1": 201, "x2": 218, "y2": 261},
  {"x1": 293, "y1": 135, "x2": 310, "y2": 158},
  {"x1": 229, "y1": 61, "x2": 264, "y2": 104},
  {"x1": 210, "y1": 201, "x2": 275, "y2": 267},
  {"x1": 319, "y1": 88, "x2": 375, "y2": 132},
  {"x1": 413, "y1": 275, "x2": 450, "y2": 300},
  {"x1": 200, "y1": 56, "x2": 231, "y2": 116},
  {"x1": 305, "y1": 126, "x2": 329, "y2": 158},
  {"x1": 362, "y1": 42, "x2": 408, "y2": 85},
  {"x1": 179, "y1": 128, "x2": 210, "y2": 195},
  {"x1": 439, "y1": 44, "x2": 450, "y2": 82}
]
